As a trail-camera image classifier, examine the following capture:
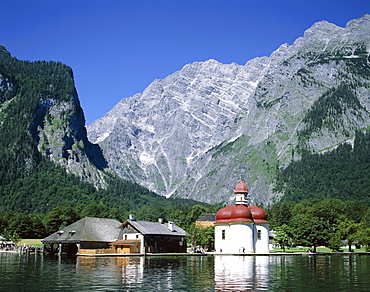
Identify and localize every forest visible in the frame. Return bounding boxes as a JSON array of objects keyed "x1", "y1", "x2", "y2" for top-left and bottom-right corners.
[
  {"x1": 1, "y1": 45, "x2": 370, "y2": 251},
  {"x1": 275, "y1": 129, "x2": 370, "y2": 204},
  {"x1": 266, "y1": 198, "x2": 370, "y2": 252},
  {"x1": 0, "y1": 45, "x2": 216, "y2": 243},
  {"x1": 0, "y1": 199, "x2": 221, "y2": 243}
]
